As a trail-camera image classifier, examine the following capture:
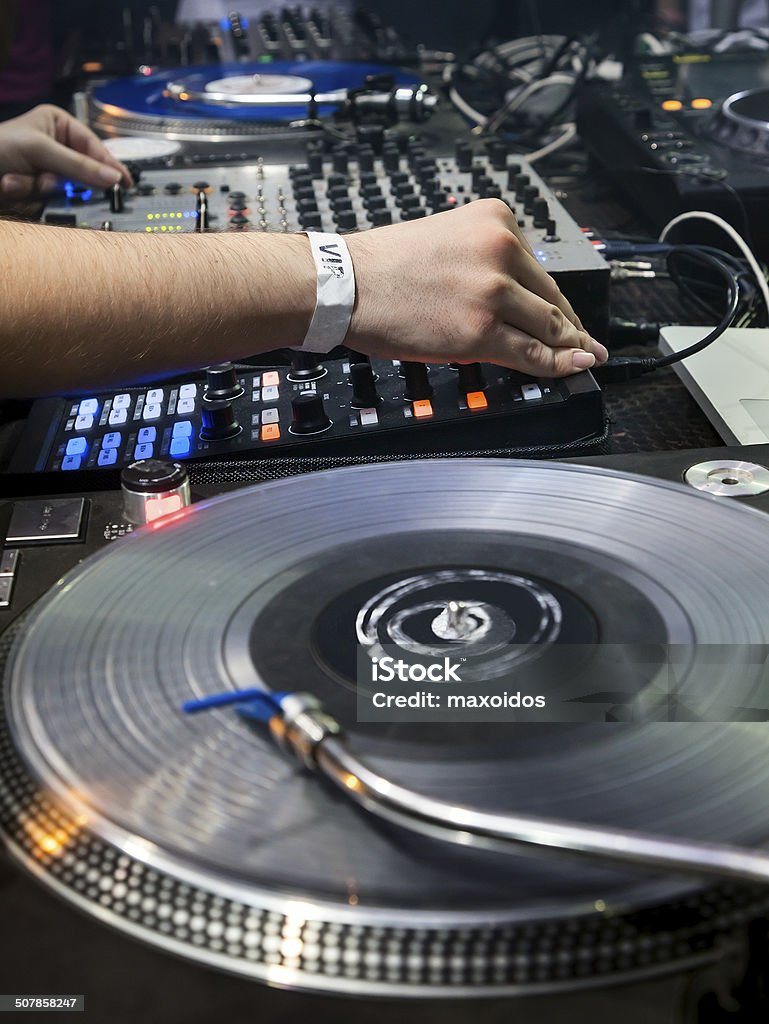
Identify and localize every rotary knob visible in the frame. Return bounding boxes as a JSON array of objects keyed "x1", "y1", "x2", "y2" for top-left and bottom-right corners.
[
  {"x1": 200, "y1": 399, "x2": 241, "y2": 441},
  {"x1": 350, "y1": 361, "x2": 380, "y2": 408},
  {"x1": 401, "y1": 361, "x2": 433, "y2": 401},
  {"x1": 204, "y1": 362, "x2": 243, "y2": 402},
  {"x1": 456, "y1": 363, "x2": 486, "y2": 395},
  {"x1": 288, "y1": 350, "x2": 326, "y2": 383},
  {"x1": 290, "y1": 392, "x2": 332, "y2": 434}
]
